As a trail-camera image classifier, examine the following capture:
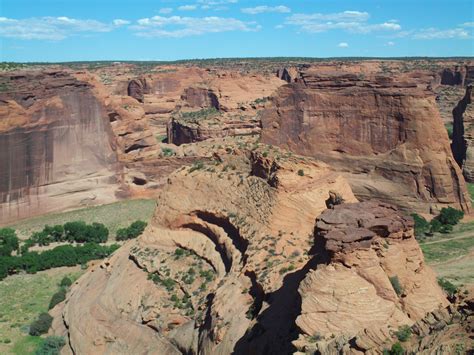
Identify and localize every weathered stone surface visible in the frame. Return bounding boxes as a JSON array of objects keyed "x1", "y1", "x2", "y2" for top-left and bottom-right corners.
[
  {"x1": 181, "y1": 87, "x2": 219, "y2": 109},
  {"x1": 295, "y1": 201, "x2": 450, "y2": 353},
  {"x1": 262, "y1": 67, "x2": 471, "y2": 213},
  {"x1": 452, "y1": 85, "x2": 474, "y2": 182},
  {"x1": 52, "y1": 152, "x2": 358, "y2": 355},
  {"x1": 0, "y1": 70, "x2": 122, "y2": 223}
]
